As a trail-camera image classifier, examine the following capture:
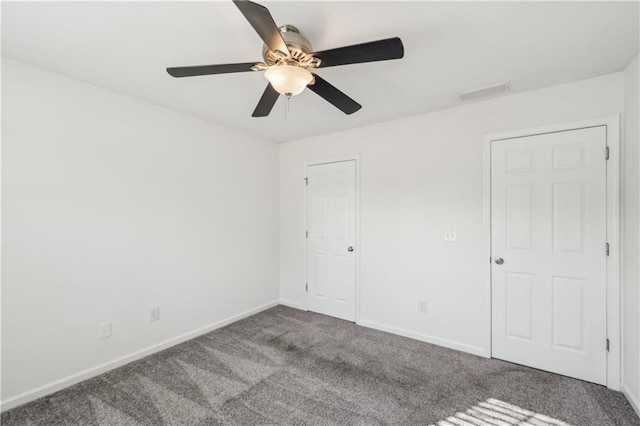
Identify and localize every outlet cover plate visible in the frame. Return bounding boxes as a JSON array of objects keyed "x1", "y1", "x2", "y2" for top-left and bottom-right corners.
[
  {"x1": 150, "y1": 307, "x2": 160, "y2": 322},
  {"x1": 99, "y1": 321, "x2": 112, "y2": 339}
]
